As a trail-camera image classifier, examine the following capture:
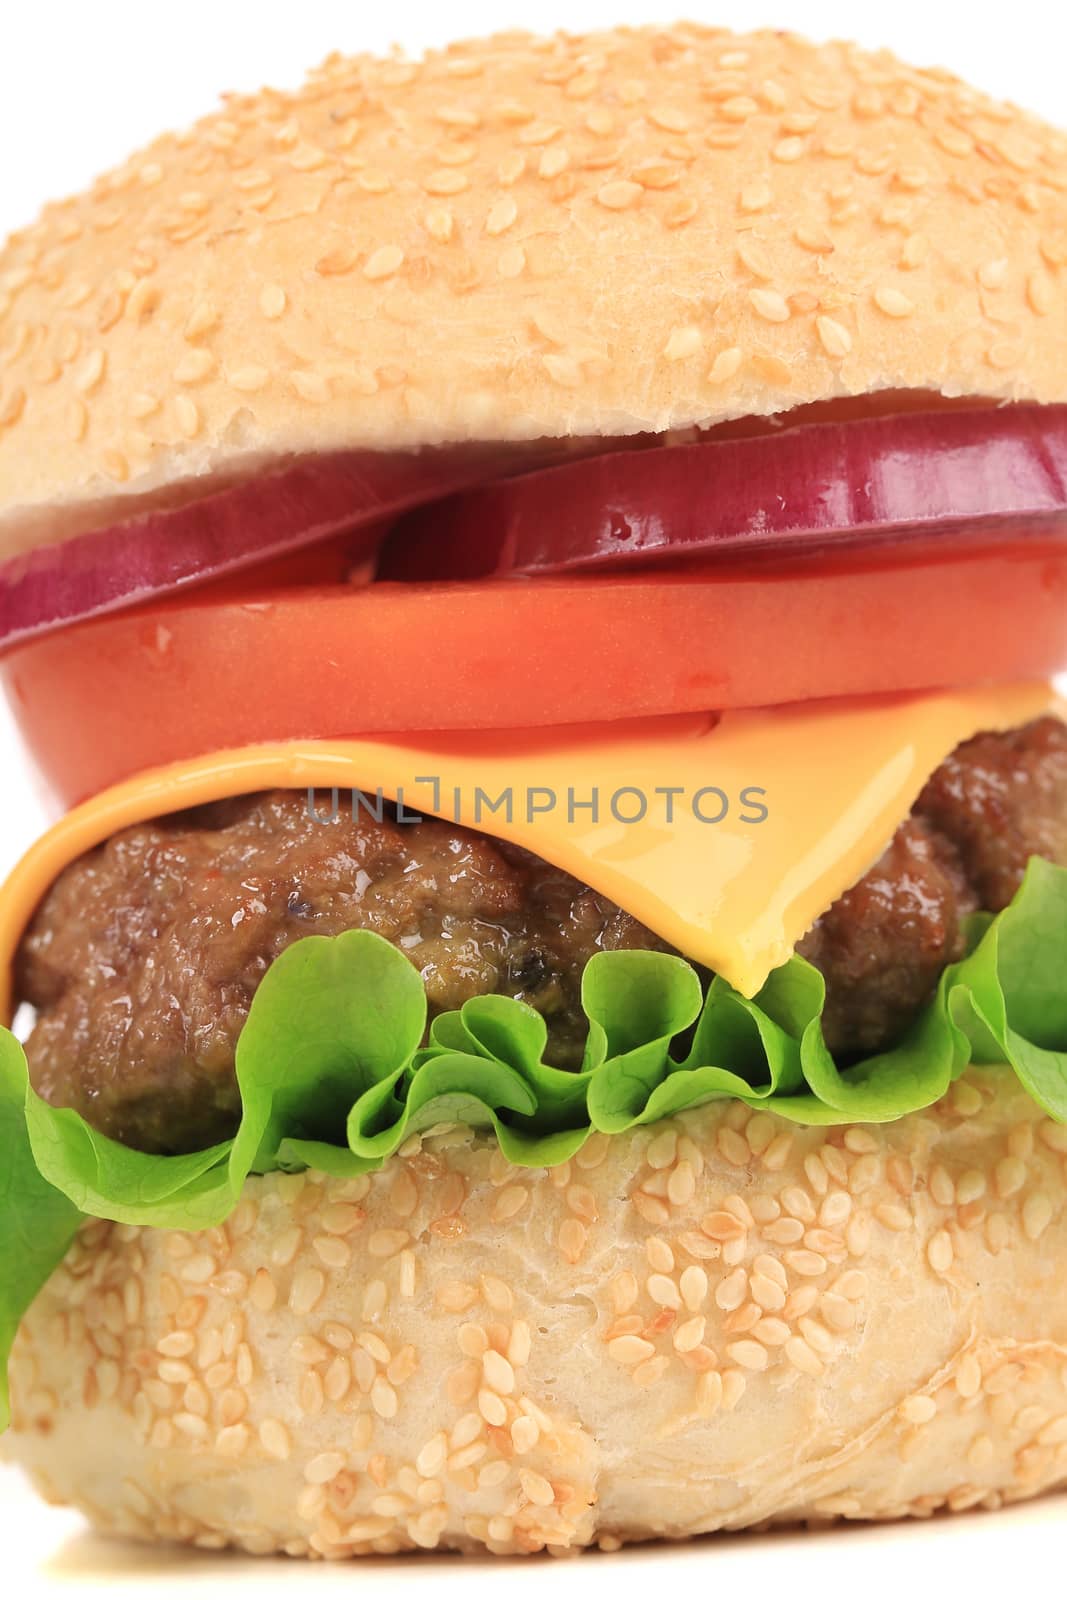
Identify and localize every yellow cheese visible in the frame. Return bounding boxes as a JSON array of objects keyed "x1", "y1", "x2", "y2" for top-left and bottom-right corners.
[{"x1": 0, "y1": 681, "x2": 1058, "y2": 1020}]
